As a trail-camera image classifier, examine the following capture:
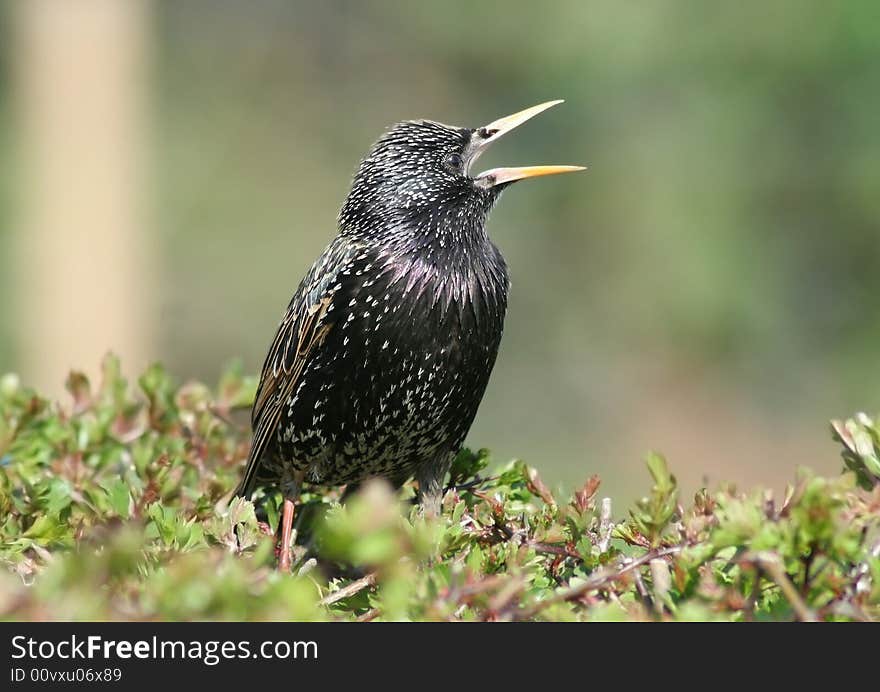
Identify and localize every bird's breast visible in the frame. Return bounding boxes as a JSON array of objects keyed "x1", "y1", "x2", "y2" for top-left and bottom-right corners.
[
  {"x1": 277, "y1": 245, "x2": 509, "y2": 484},
  {"x1": 333, "y1": 248, "x2": 508, "y2": 384}
]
